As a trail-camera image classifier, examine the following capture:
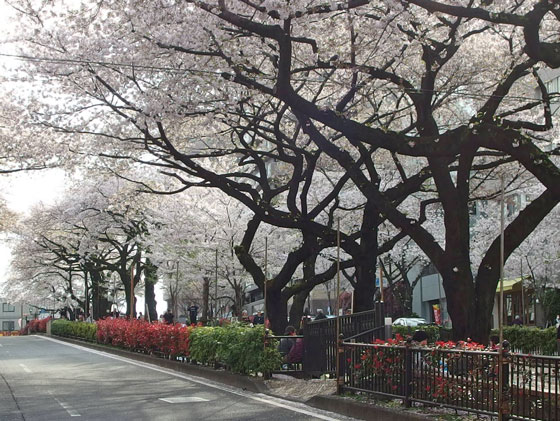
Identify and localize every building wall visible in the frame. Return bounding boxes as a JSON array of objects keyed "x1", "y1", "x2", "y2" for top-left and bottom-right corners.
[
  {"x1": 412, "y1": 272, "x2": 450, "y2": 327},
  {"x1": 0, "y1": 299, "x2": 24, "y2": 332},
  {"x1": 537, "y1": 68, "x2": 560, "y2": 115}
]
